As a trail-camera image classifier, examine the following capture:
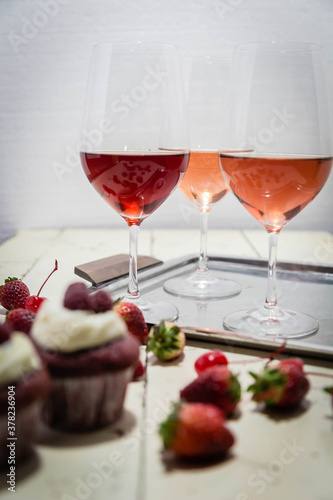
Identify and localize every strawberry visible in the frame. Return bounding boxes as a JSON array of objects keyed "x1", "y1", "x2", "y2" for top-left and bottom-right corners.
[
  {"x1": 132, "y1": 359, "x2": 145, "y2": 381},
  {"x1": 180, "y1": 366, "x2": 241, "y2": 416},
  {"x1": 6, "y1": 308, "x2": 36, "y2": 335},
  {"x1": 194, "y1": 350, "x2": 228, "y2": 375},
  {"x1": 0, "y1": 277, "x2": 30, "y2": 310},
  {"x1": 159, "y1": 402, "x2": 234, "y2": 458},
  {"x1": 114, "y1": 302, "x2": 148, "y2": 344},
  {"x1": 247, "y1": 358, "x2": 310, "y2": 409},
  {"x1": 147, "y1": 321, "x2": 185, "y2": 361}
]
